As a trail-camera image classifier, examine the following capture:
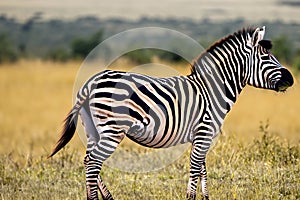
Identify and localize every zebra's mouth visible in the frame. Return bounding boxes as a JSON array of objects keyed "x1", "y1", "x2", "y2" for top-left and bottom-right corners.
[
  {"x1": 277, "y1": 84, "x2": 289, "y2": 92},
  {"x1": 275, "y1": 80, "x2": 293, "y2": 92}
]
